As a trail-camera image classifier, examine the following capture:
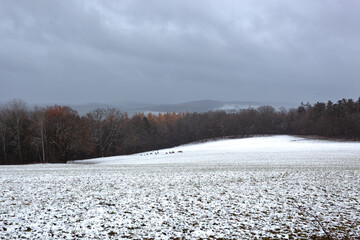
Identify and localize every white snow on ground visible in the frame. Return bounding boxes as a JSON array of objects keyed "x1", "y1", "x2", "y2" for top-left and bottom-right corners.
[
  {"x1": 1, "y1": 135, "x2": 360, "y2": 239},
  {"x1": 78, "y1": 135, "x2": 360, "y2": 167}
]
